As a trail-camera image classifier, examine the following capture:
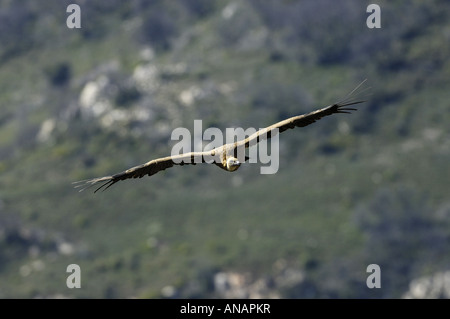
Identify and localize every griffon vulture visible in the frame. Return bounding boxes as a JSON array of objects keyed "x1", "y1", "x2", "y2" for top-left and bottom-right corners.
[{"x1": 74, "y1": 80, "x2": 369, "y2": 192}]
